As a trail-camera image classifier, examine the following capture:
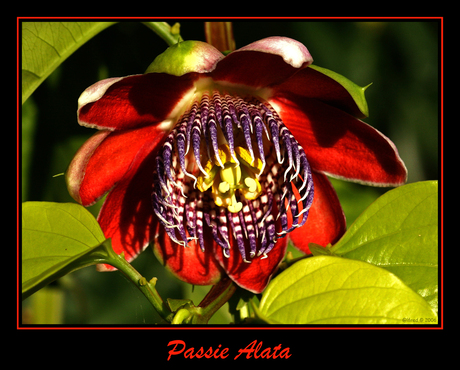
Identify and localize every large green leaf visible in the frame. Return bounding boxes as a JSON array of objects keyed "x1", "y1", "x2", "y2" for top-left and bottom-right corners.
[
  {"x1": 22, "y1": 202, "x2": 111, "y2": 299},
  {"x1": 330, "y1": 181, "x2": 438, "y2": 311},
  {"x1": 258, "y1": 256, "x2": 437, "y2": 325},
  {"x1": 21, "y1": 21, "x2": 115, "y2": 103}
]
